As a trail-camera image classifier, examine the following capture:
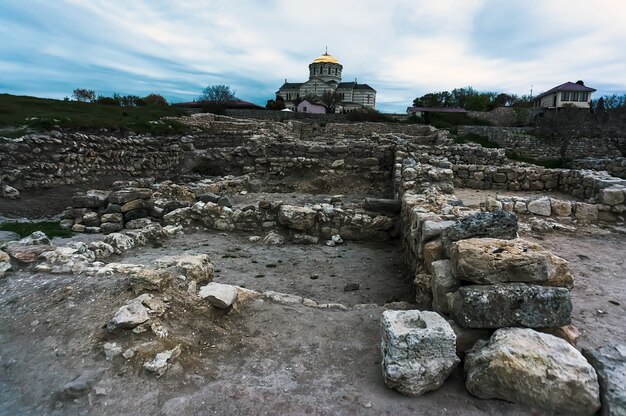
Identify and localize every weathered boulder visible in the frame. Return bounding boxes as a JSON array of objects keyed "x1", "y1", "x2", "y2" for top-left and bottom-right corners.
[
  {"x1": 599, "y1": 187, "x2": 626, "y2": 206},
  {"x1": 88, "y1": 241, "x2": 115, "y2": 259},
  {"x1": 101, "y1": 213, "x2": 123, "y2": 223},
  {"x1": 431, "y1": 259, "x2": 459, "y2": 314},
  {"x1": 582, "y1": 344, "x2": 626, "y2": 416},
  {"x1": 155, "y1": 254, "x2": 214, "y2": 283},
  {"x1": 527, "y1": 197, "x2": 551, "y2": 216},
  {"x1": 130, "y1": 268, "x2": 174, "y2": 293},
  {"x1": 551, "y1": 198, "x2": 573, "y2": 217},
  {"x1": 465, "y1": 328, "x2": 600, "y2": 415},
  {"x1": 450, "y1": 238, "x2": 573, "y2": 287},
  {"x1": 125, "y1": 218, "x2": 153, "y2": 229},
  {"x1": 441, "y1": 211, "x2": 518, "y2": 256},
  {"x1": 0, "y1": 230, "x2": 20, "y2": 245},
  {"x1": 448, "y1": 283, "x2": 572, "y2": 329},
  {"x1": 121, "y1": 199, "x2": 152, "y2": 213},
  {"x1": 144, "y1": 345, "x2": 182, "y2": 377},
  {"x1": 199, "y1": 282, "x2": 238, "y2": 309},
  {"x1": 104, "y1": 233, "x2": 135, "y2": 254},
  {"x1": 1, "y1": 184, "x2": 20, "y2": 200},
  {"x1": 381, "y1": 310, "x2": 459, "y2": 397},
  {"x1": 576, "y1": 203, "x2": 599, "y2": 223},
  {"x1": 100, "y1": 222, "x2": 124, "y2": 234},
  {"x1": 277, "y1": 205, "x2": 317, "y2": 231},
  {"x1": 3, "y1": 231, "x2": 55, "y2": 263},
  {"x1": 107, "y1": 295, "x2": 151, "y2": 332}
]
